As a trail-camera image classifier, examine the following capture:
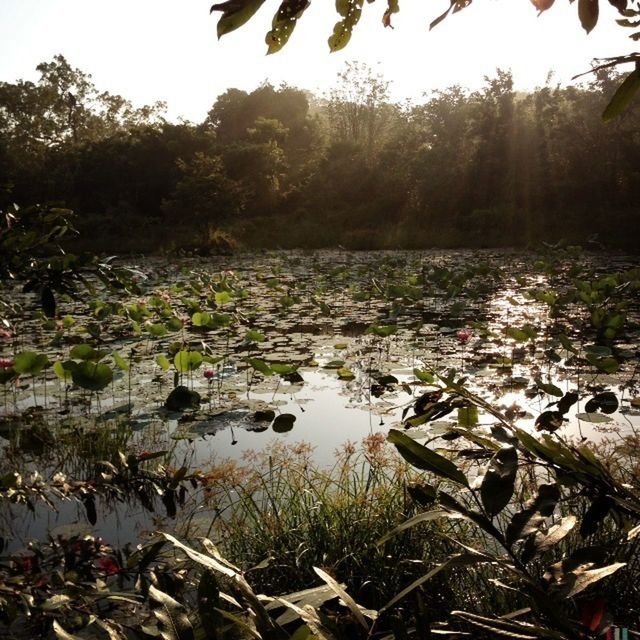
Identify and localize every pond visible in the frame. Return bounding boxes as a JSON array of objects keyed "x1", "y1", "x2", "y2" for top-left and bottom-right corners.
[{"x1": 1, "y1": 248, "x2": 639, "y2": 551}]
